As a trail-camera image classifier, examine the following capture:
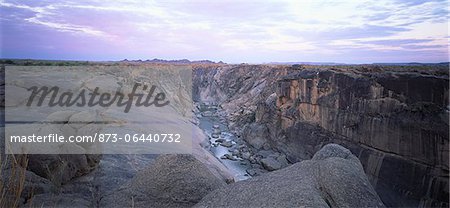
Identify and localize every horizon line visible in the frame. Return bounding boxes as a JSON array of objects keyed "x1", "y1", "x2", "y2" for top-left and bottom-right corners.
[{"x1": 1, "y1": 57, "x2": 449, "y2": 65}]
